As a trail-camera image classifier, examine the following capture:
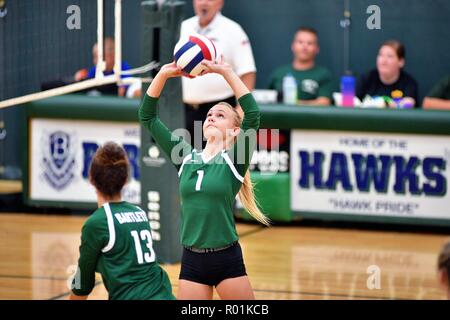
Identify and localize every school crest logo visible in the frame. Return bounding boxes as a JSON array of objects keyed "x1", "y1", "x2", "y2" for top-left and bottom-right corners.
[{"x1": 41, "y1": 131, "x2": 77, "y2": 190}]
